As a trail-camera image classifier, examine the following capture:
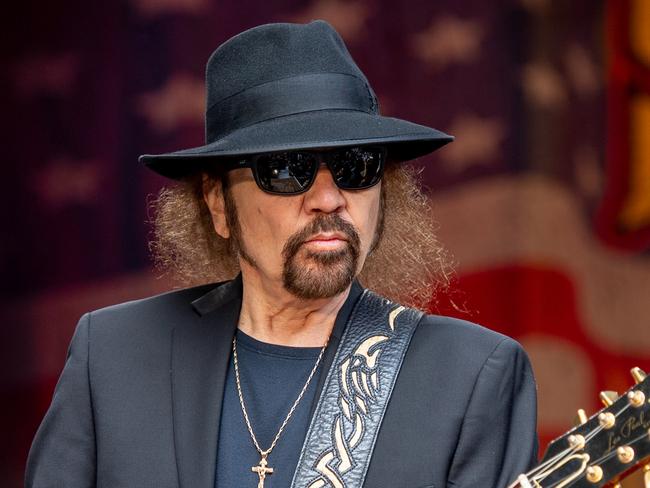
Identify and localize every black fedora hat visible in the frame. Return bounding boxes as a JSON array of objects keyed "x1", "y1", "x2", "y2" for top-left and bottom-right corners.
[{"x1": 139, "y1": 20, "x2": 453, "y2": 180}]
